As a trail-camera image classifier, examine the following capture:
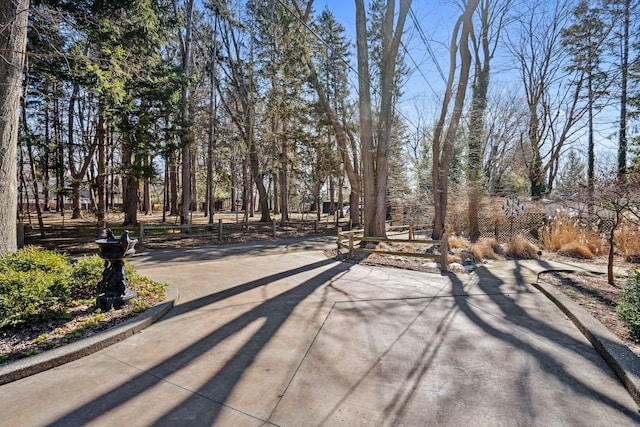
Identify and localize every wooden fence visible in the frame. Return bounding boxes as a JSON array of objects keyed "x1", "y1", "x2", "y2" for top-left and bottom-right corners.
[
  {"x1": 337, "y1": 225, "x2": 449, "y2": 271},
  {"x1": 137, "y1": 218, "x2": 322, "y2": 243}
]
